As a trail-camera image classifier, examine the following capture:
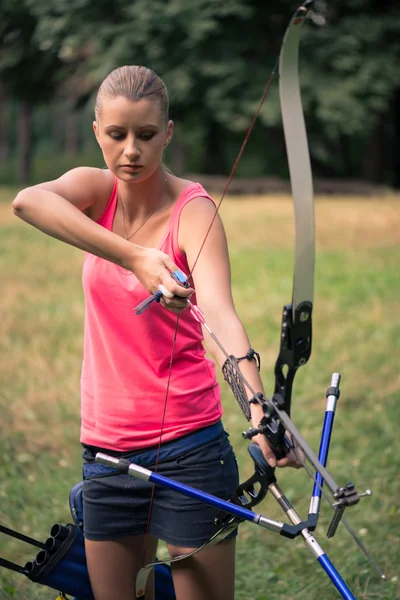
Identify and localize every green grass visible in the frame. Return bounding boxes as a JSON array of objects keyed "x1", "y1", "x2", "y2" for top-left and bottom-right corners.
[{"x1": 0, "y1": 188, "x2": 399, "y2": 599}]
